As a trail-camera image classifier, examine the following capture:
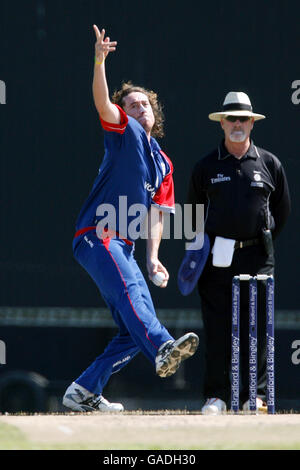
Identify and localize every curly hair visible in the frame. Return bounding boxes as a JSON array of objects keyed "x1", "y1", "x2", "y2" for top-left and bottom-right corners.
[{"x1": 111, "y1": 81, "x2": 165, "y2": 138}]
